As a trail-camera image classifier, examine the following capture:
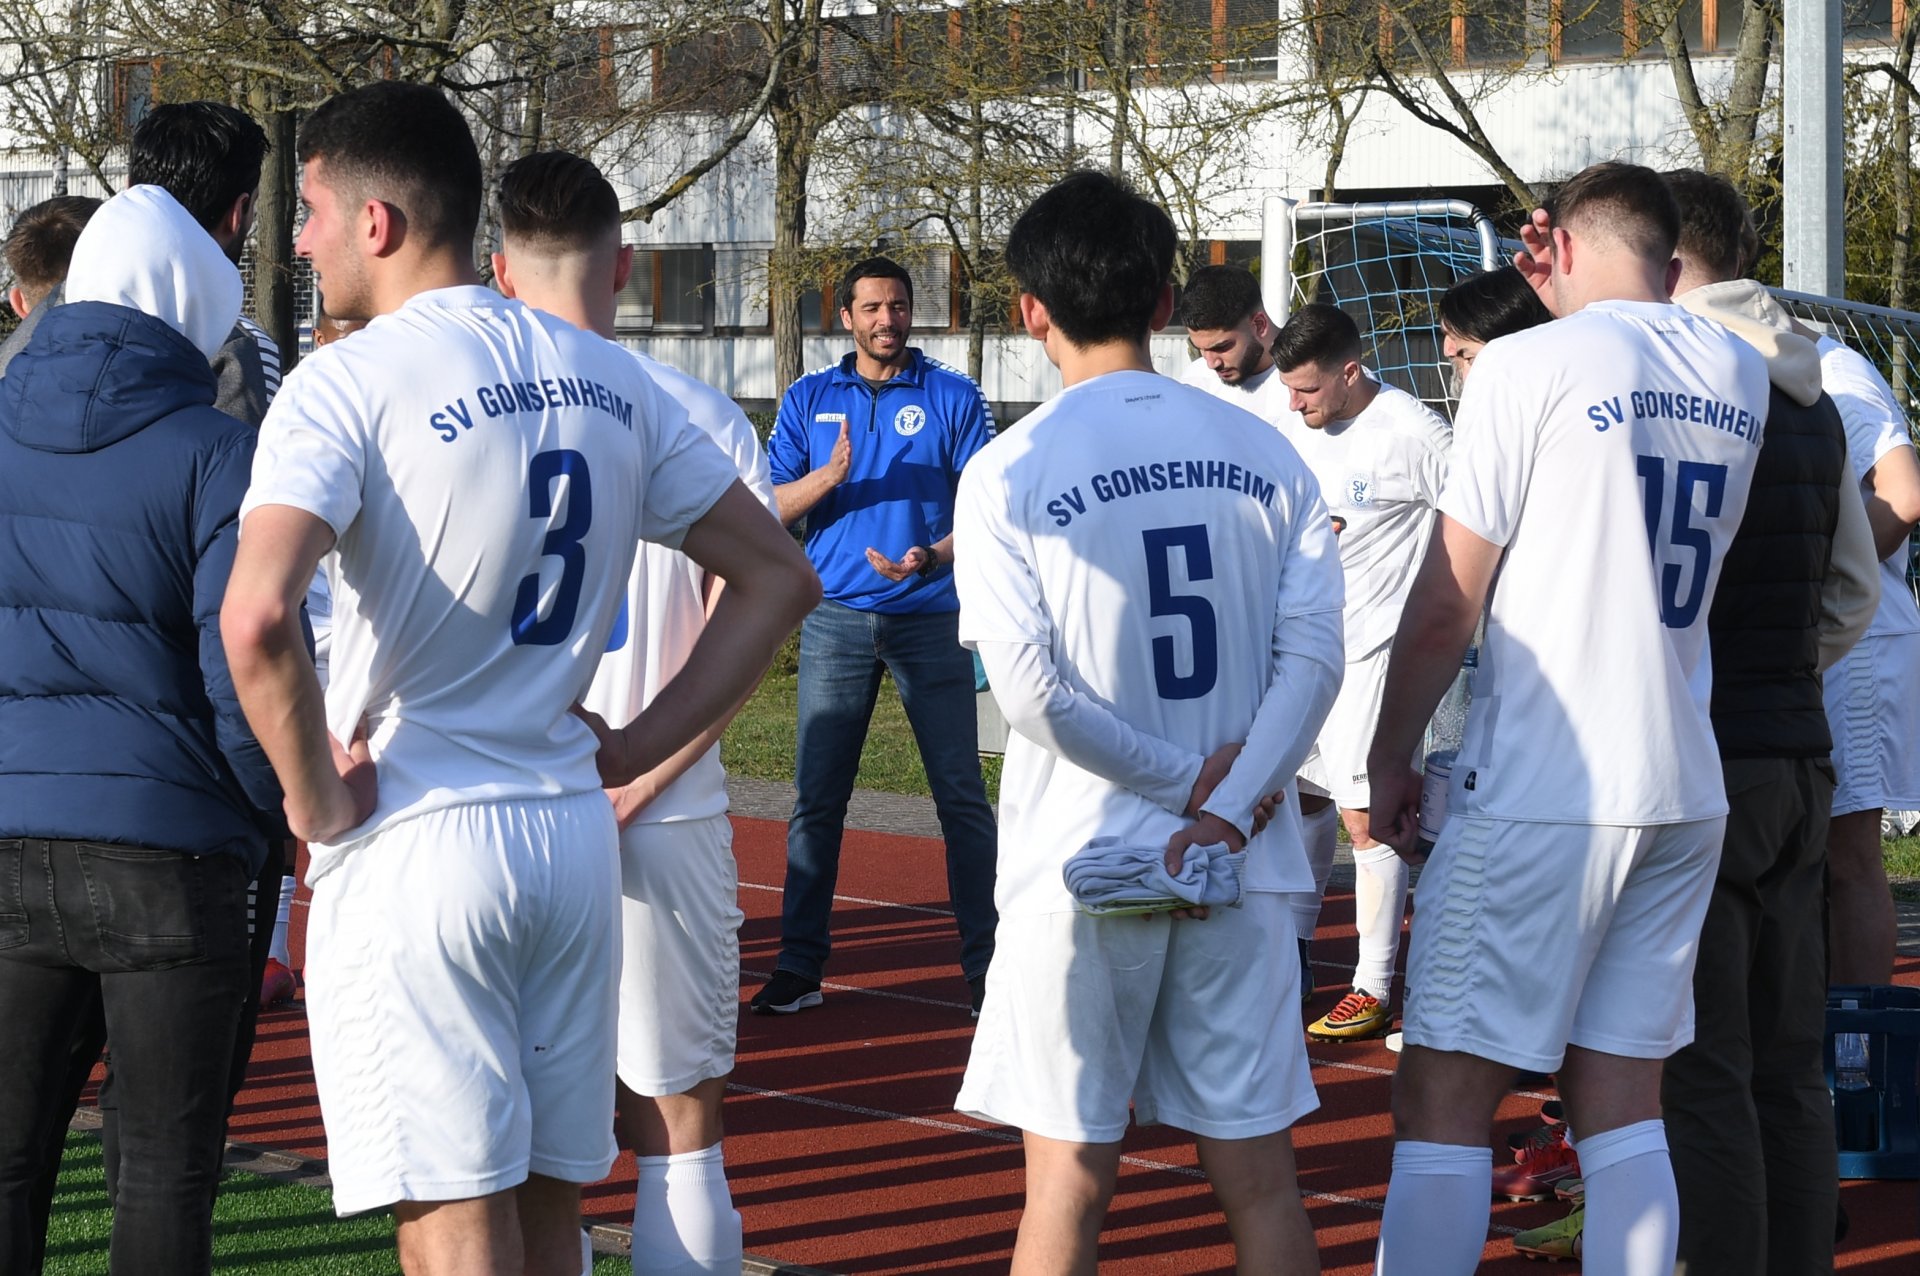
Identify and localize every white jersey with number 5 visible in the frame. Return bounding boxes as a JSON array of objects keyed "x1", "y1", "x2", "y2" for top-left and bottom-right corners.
[
  {"x1": 1442, "y1": 299, "x2": 1768, "y2": 826},
  {"x1": 955, "y1": 370, "x2": 1344, "y2": 917},
  {"x1": 242, "y1": 286, "x2": 739, "y2": 879}
]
